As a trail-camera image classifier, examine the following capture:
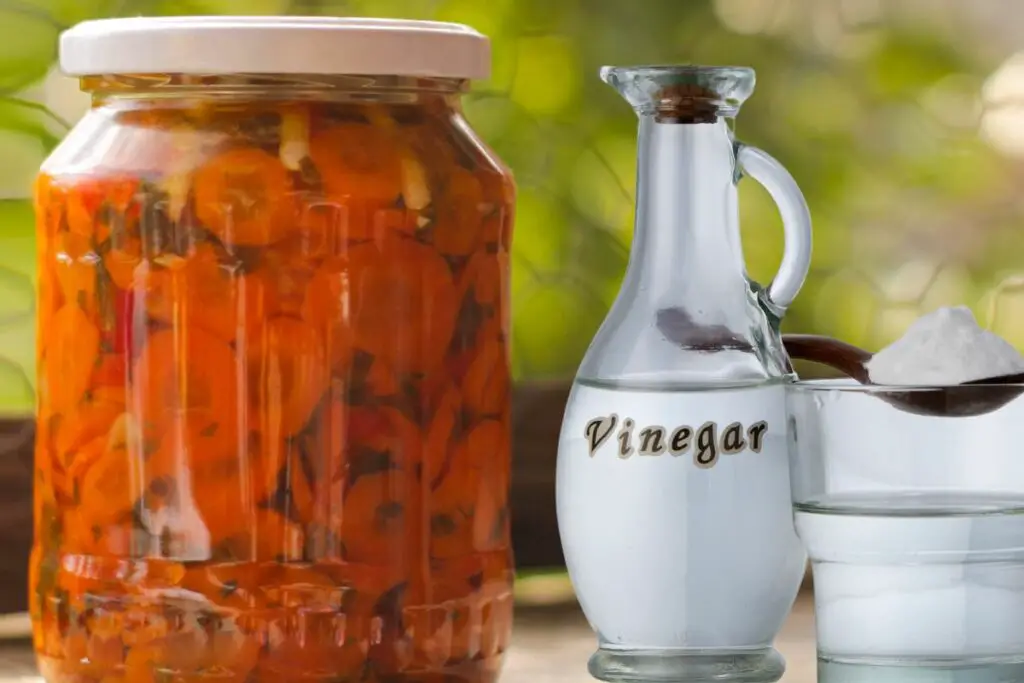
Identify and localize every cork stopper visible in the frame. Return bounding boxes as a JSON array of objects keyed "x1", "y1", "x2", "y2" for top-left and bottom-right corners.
[
  {"x1": 654, "y1": 83, "x2": 720, "y2": 124},
  {"x1": 601, "y1": 65, "x2": 755, "y2": 123}
]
